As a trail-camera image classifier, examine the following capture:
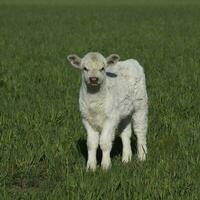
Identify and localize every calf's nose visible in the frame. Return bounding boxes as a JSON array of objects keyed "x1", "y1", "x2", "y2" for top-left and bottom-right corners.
[{"x1": 89, "y1": 77, "x2": 99, "y2": 82}]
